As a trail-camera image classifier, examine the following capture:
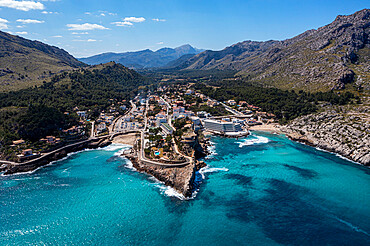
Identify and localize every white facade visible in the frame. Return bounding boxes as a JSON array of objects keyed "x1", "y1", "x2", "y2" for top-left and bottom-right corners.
[{"x1": 203, "y1": 119, "x2": 246, "y2": 135}]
